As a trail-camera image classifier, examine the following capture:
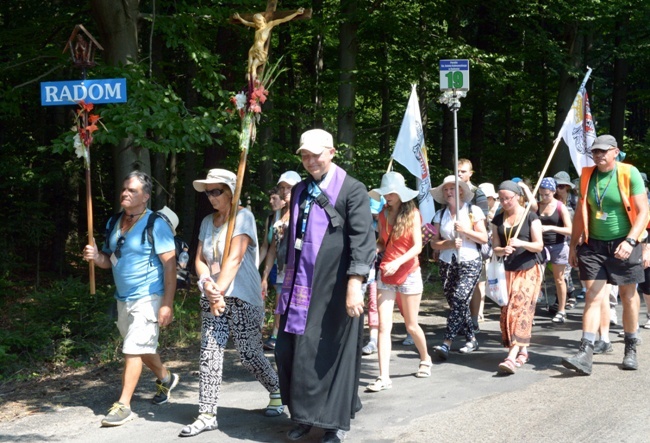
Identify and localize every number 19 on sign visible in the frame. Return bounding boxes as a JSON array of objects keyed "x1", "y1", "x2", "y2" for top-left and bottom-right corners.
[{"x1": 439, "y1": 59, "x2": 469, "y2": 91}]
